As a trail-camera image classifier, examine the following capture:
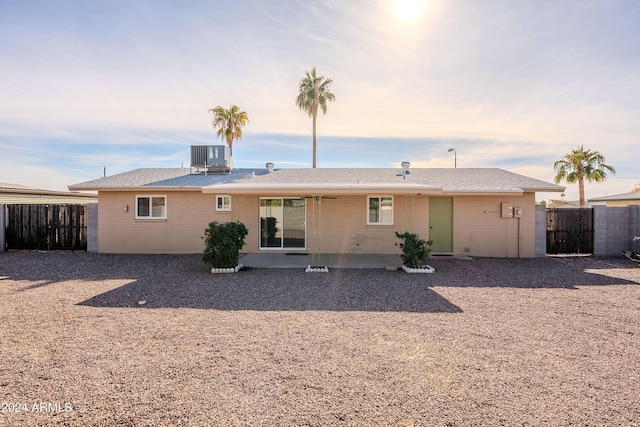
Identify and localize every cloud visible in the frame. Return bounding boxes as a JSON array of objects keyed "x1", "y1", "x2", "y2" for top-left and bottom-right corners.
[{"x1": 0, "y1": 0, "x2": 637, "y2": 196}]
